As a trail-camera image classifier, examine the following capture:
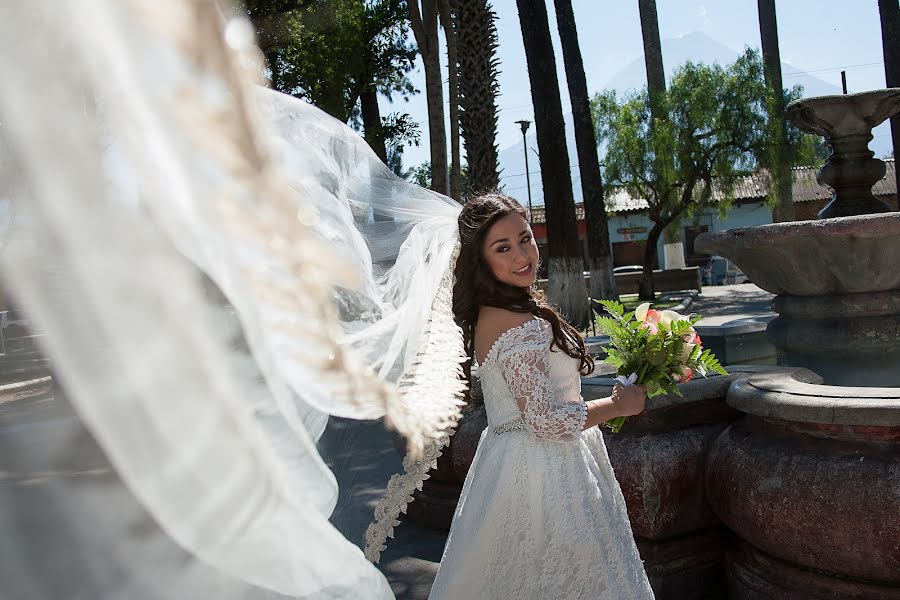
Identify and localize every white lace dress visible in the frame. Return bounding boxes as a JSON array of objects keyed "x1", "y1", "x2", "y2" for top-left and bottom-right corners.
[{"x1": 428, "y1": 318, "x2": 655, "y2": 599}]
